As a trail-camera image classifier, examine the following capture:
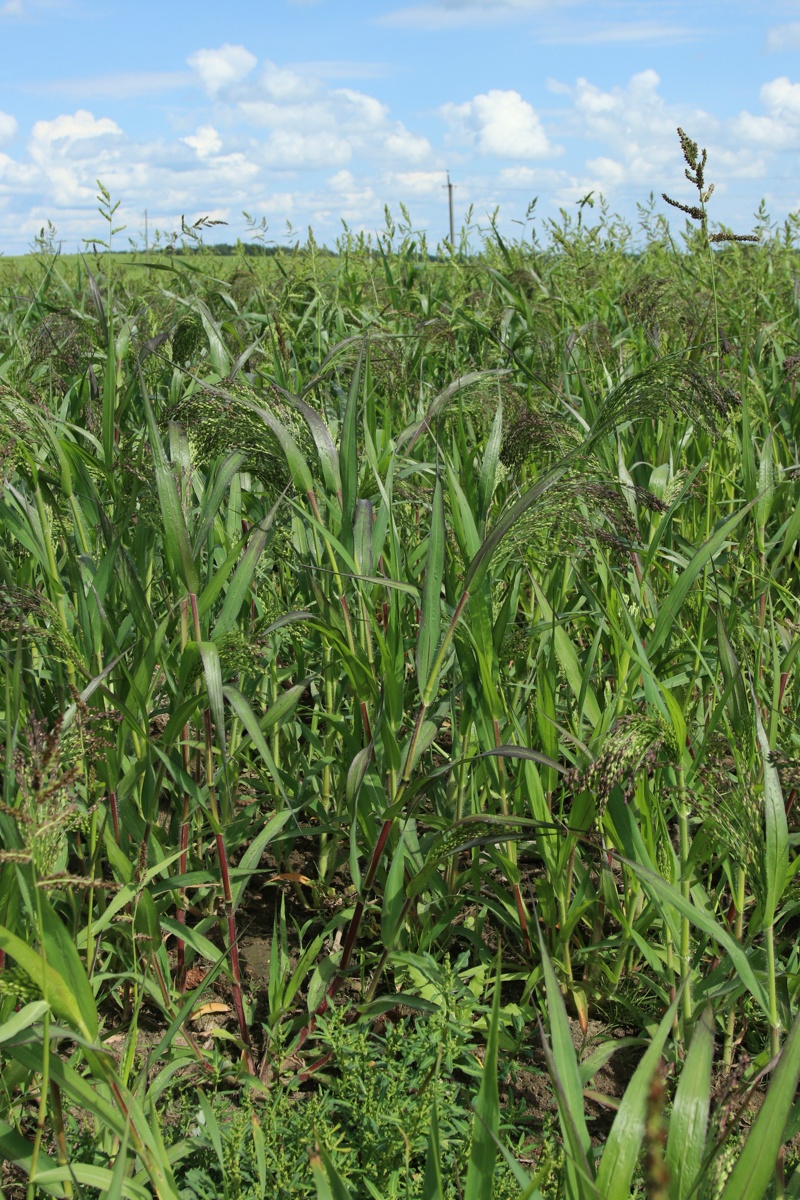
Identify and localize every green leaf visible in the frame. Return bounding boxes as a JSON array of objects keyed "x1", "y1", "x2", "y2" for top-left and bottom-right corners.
[
  {"x1": 400, "y1": 369, "x2": 511, "y2": 453},
  {"x1": 464, "y1": 958, "x2": 502, "y2": 1200},
  {"x1": 666, "y1": 1004, "x2": 714, "y2": 1200},
  {"x1": 233, "y1": 388, "x2": 316, "y2": 496},
  {"x1": 14, "y1": 894, "x2": 98, "y2": 1041},
  {"x1": 192, "y1": 449, "x2": 247, "y2": 553},
  {"x1": 716, "y1": 607, "x2": 749, "y2": 743},
  {"x1": 755, "y1": 694, "x2": 788, "y2": 928},
  {"x1": 477, "y1": 399, "x2": 503, "y2": 528},
  {"x1": 380, "y1": 831, "x2": 407, "y2": 950},
  {"x1": 311, "y1": 1143, "x2": 354, "y2": 1200},
  {"x1": 417, "y1": 477, "x2": 446, "y2": 693},
  {"x1": 647, "y1": 500, "x2": 756, "y2": 659},
  {"x1": 0, "y1": 1119, "x2": 65, "y2": 1199},
  {"x1": 37, "y1": 1163, "x2": 150, "y2": 1199},
  {"x1": 0, "y1": 1001, "x2": 49, "y2": 1044},
  {"x1": 353, "y1": 499, "x2": 373, "y2": 575},
  {"x1": 755, "y1": 429, "x2": 775, "y2": 547},
  {"x1": 223, "y1": 684, "x2": 288, "y2": 804},
  {"x1": 422, "y1": 1101, "x2": 444, "y2": 1200},
  {"x1": 195, "y1": 297, "x2": 231, "y2": 375},
  {"x1": 339, "y1": 342, "x2": 363, "y2": 554},
  {"x1": 140, "y1": 385, "x2": 200, "y2": 594},
  {"x1": 284, "y1": 391, "x2": 341, "y2": 496},
  {"x1": 537, "y1": 926, "x2": 595, "y2": 1196},
  {"x1": 530, "y1": 578, "x2": 601, "y2": 730},
  {"x1": 212, "y1": 504, "x2": 278, "y2": 641},
  {"x1": 198, "y1": 639, "x2": 227, "y2": 758},
  {"x1": 261, "y1": 682, "x2": 306, "y2": 734},
  {"x1": 230, "y1": 807, "x2": 294, "y2": 911}
]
